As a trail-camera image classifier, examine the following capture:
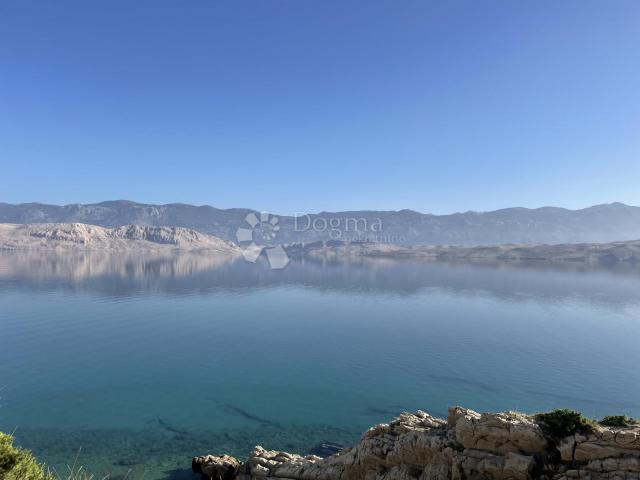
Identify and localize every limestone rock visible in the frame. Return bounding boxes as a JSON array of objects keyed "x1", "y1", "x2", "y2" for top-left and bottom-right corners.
[
  {"x1": 0, "y1": 223, "x2": 240, "y2": 253},
  {"x1": 193, "y1": 454, "x2": 241, "y2": 480},
  {"x1": 450, "y1": 407, "x2": 548, "y2": 455},
  {"x1": 455, "y1": 450, "x2": 536, "y2": 480},
  {"x1": 192, "y1": 407, "x2": 640, "y2": 480}
]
